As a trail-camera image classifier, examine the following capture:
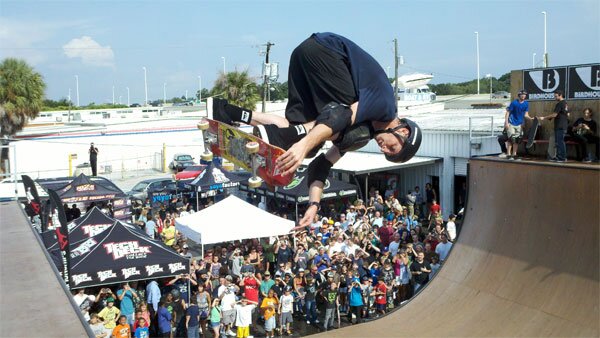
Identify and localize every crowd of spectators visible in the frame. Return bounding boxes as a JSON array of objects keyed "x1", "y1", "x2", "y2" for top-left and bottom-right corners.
[{"x1": 72, "y1": 183, "x2": 457, "y2": 338}]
